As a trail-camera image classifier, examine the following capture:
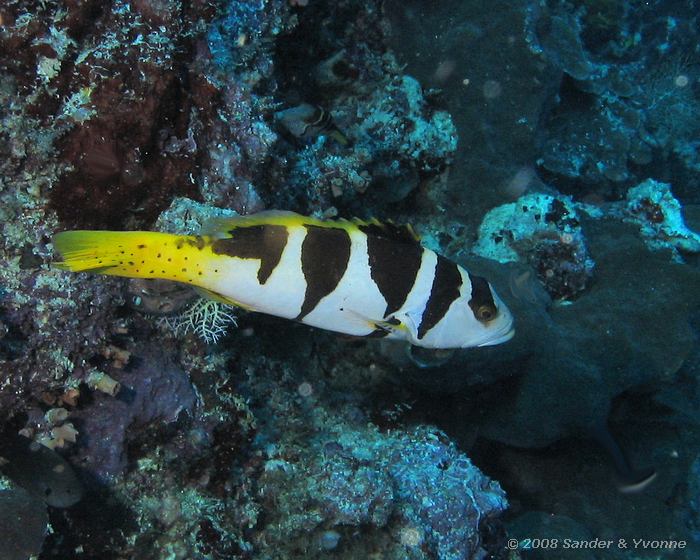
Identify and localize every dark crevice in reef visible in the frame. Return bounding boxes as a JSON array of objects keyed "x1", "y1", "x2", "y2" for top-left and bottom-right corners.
[
  {"x1": 50, "y1": 78, "x2": 199, "y2": 230},
  {"x1": 0, "y1": 314, "x2": 27, "y2": 362},
  {"x1": 273, "y1": 4, "x2": 344, "y2": 102},
  {"x1": 40, "y1": 487, "x2": 136, "y2": 560},
  {"x1": 272, "y1": 0, "x2": 388, "y2": 102},
  {"x1": 47, "y1": 0, "x2": 212, "y2": 230}
]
